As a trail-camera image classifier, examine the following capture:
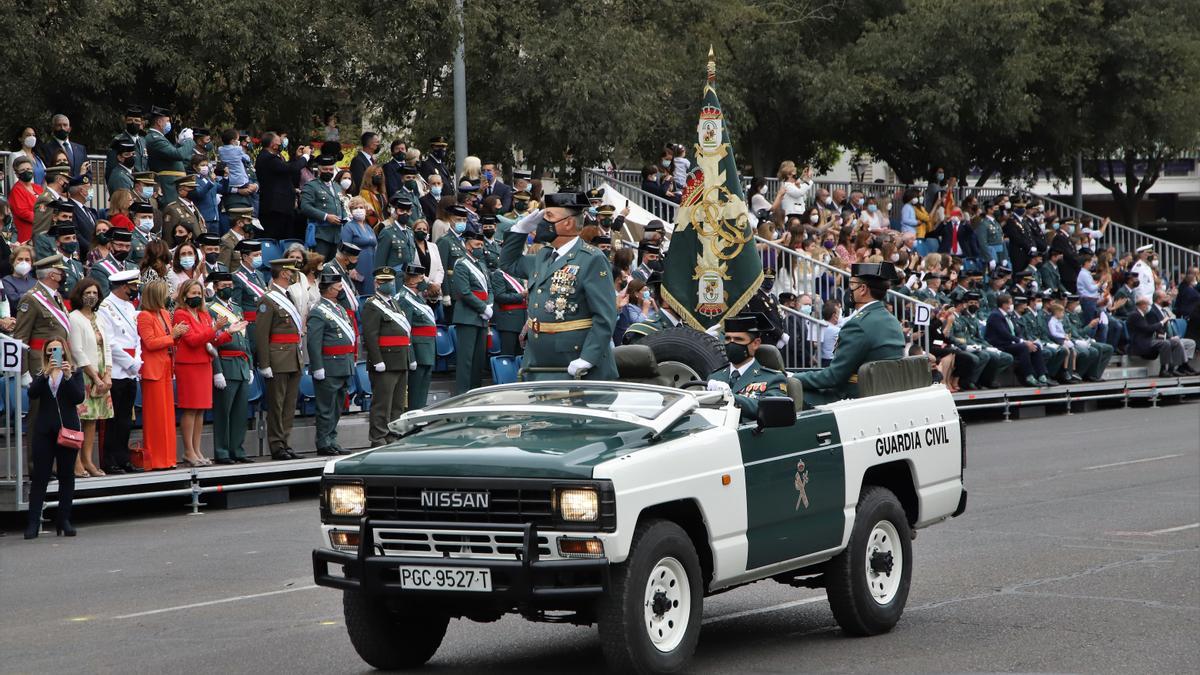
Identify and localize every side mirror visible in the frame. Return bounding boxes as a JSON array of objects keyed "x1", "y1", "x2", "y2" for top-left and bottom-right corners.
[{"x1": 754, "y1": 397, "x2": 796, "y2": 434}]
